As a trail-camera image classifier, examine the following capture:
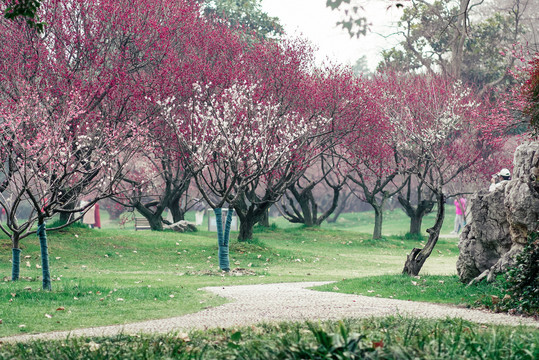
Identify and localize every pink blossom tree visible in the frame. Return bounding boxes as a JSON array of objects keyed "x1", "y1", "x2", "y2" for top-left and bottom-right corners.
[
  {"x1": 161, "y1": 44, "x2": 355, "y2": 268},
  {"x1": 112, "y1": 8, "x2": 252, "y2": 230},
  {"x1": 0, "y1": 87, "x2": 141, "y2": 290},
  {"x1": 371, "y1": 72, "x2": 507, "y2": 276},
  {"x1": 0, "y1": 0, "x2": 202, "y2": 288},
  {"x1": 340, "y1": 76, "x2": 407, "y2": 239}
]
